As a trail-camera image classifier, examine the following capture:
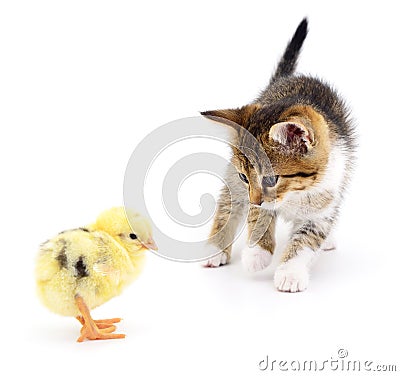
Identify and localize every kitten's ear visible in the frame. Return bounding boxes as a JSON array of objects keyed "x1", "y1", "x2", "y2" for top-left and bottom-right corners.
[
  {"x1": 269, "y1": 121, "x2": 314, "y2": 153},
  {"x1": 201, "y1": 104, "x2": 259, "y2": 130}
]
